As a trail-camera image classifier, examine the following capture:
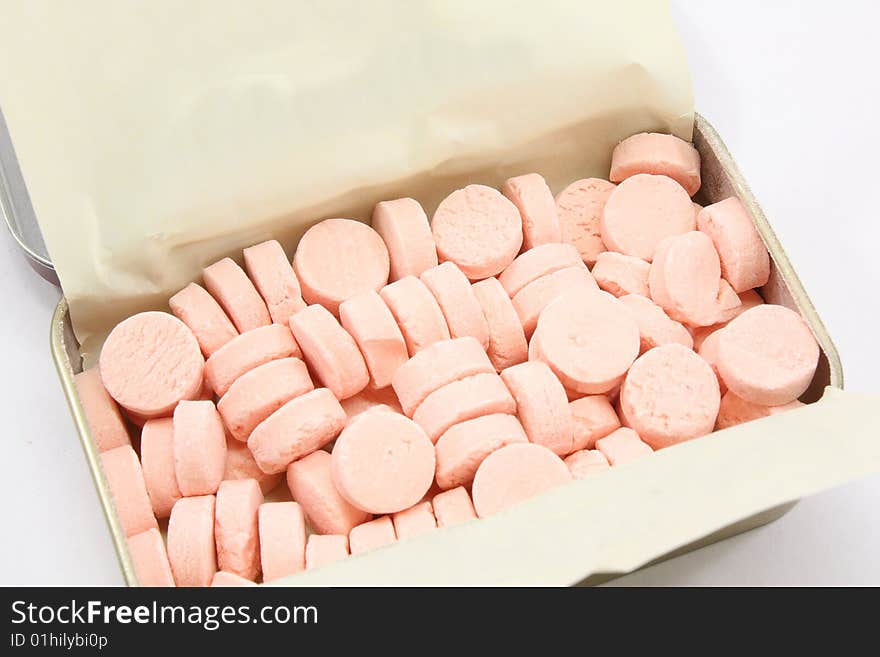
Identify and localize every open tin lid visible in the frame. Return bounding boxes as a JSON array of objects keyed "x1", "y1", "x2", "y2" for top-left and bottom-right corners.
[
  {"x1": 0, "y1": 107, "x2": 57, "y2": 285},
  {"x1": 0, "y1": 0, "x2": 692, "y2": 361}
]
